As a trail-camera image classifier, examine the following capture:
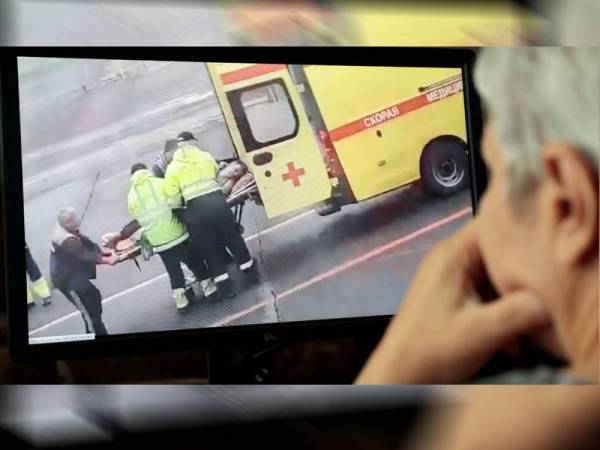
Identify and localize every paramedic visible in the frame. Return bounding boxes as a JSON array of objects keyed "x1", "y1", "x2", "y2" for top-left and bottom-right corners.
[
  {"x1": 49, "y1": 207, "x2": 117, "y2": 336},
  {"x1": 127, "y1": 163, "x2": 217, "y2": 310},
  {"x1": 25, "y1": 242, "x2": 52, "y2": 307},
  {"x1": 147, "y1": 136, "x2": 233, "y2": 281},
  {"x1": 164, "y1": 132, "x2": 254, "y2": 296}
]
